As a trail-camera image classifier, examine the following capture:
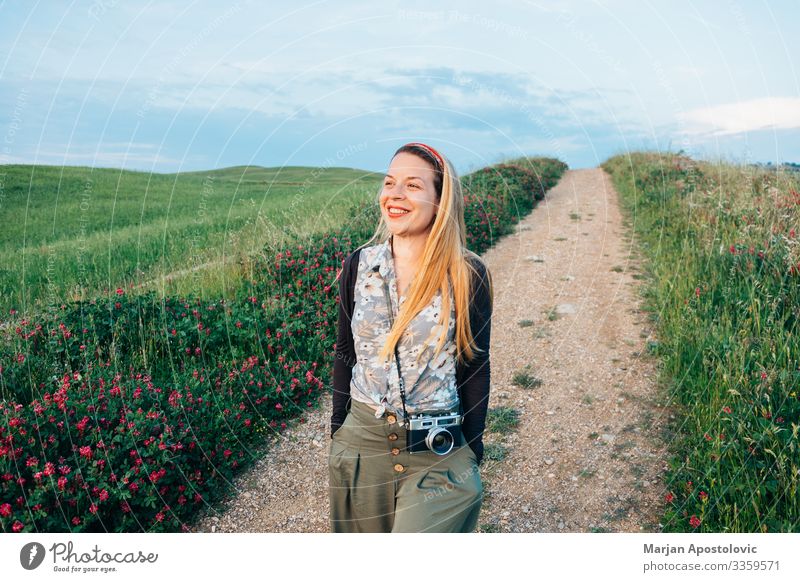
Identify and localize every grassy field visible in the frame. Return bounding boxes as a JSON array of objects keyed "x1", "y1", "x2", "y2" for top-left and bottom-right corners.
[
  {"x1": 603, "y1": 151, "x2": 799, "y2": 532},
  {"x1": 0, "y1": 164, "x2": 380, "y2": 312}
]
